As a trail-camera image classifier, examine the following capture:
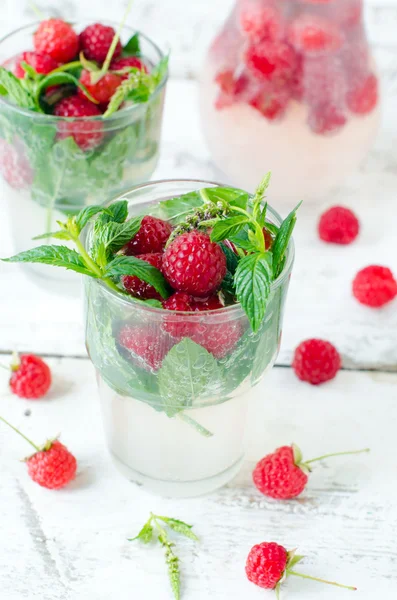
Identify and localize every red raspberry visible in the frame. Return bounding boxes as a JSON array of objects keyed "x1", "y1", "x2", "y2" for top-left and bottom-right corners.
[
  {"x1": 14, "y1": 51, "x2": 58, "y2": 78},
  {"x1": 162, "y1": 292, "x2": 196, "y2": 339},
  {"x1": 318, "y1": 206, "x2": 359, "y2": 245},
  {"x1": 54, "y1": 95, "x2": 104, "y2": 151},
  {"x1": 123, "y1": 216, "x2": 172, "y2": 256},
  {"x1": 118, "y1": 325, "x2": 173, "y2": 371},
  {"x1": 253, "y1": 445, "x2": 309, "y2": 499},
  {"x1": 263, "y1": 227, "x2": 274, "y2": 250},
  {"x1": 9, "y1": 354, "x2": 51, "y2": 399},
  {"x1": 191, "y1": 294, "x2": 224, "y2": 311},
  {"x1": 162, "y1": 231, "x2": 227, "y2": 297},
  {"x1": 190, "y1": 322, "x2": 242, "y2": 359},
  {"x1": 78, "y1": 69, "x2": 122, "y2": 104},
  {"x1": 26, "y1": 440, "x2": 77, "y2": 489},
  {"x1": 246, "y1": 542, "x2": 288, "y2": 589},
  {"x1": 250, "y1": 88, "x2": 290, "y2": 121},
  {"x1": 245, "y1": 40, "x2": 297, "y2": 84},
  {"x1": 288, "y1": 15, "x2": 344, "y2": 53},
  {"x1": 111, "y1": 56, "x2": 148, "y2": 78},
  {"x1": 0, "y1": 138, "x2": 33, "y2": 190},
  {"x1": 308, "y1": 104, "x2": 347, "y2": 135},
  {"x1": 335, "y1": 0, "x2": 363, "y2": 28},
  {"x1": 240, "y1": 4, "x2": 282, "y2": 42},
  {"x1": 122, "y1": 253, "x2": 164, "y2": 300},
  {"x1": 346, "y1": 73, "x2": 378, "y2": 115},
  {"x1": 293, "y1": 339, "x2": 341, "y2": 385},
  {"x1": 34, "y1": 19, "x2": 79, "y2": 63},
  {"x1": 353, "y1": 266, "x2": 397, "y2": 308},
  {"x1": 79, "y1": 23, "x2": 122, "y2": 64}
]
